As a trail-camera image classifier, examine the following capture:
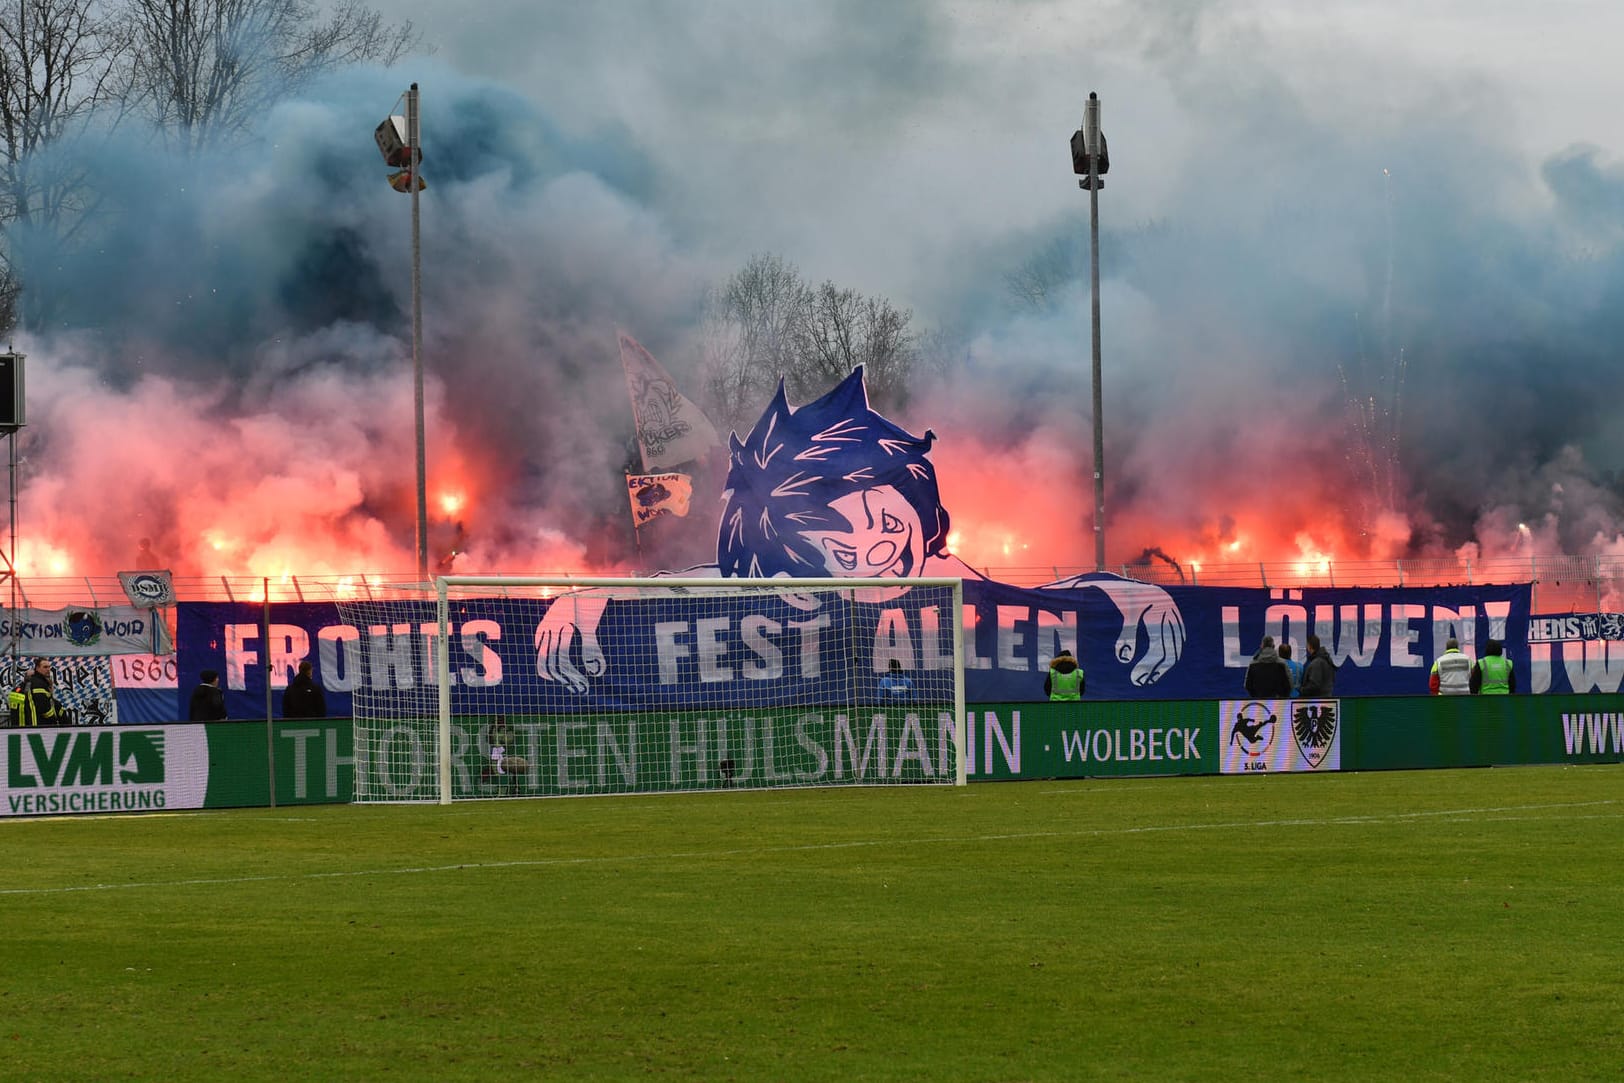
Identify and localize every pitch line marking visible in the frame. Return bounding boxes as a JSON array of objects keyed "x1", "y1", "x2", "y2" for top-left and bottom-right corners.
[{"x1": 0, "y1": 799, "x2": 1615, "y2": 898}]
